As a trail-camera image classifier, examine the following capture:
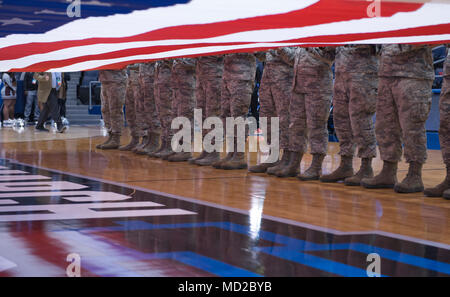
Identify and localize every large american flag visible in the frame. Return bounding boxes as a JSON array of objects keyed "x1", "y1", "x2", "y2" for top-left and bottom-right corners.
[{"x1": 0, "y1": 0, "x2": 449, "y2": 72}]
